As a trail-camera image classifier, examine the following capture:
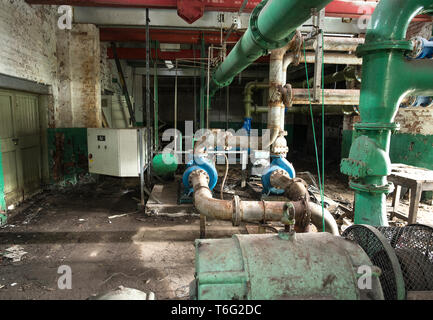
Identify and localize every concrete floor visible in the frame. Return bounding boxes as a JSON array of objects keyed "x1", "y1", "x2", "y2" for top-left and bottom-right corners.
[
  {"x1": 0, "y1": 172, "x2": 432, "y2": 300},
  {"x1": 0, "y1": 180, "x2": 244, "y2": 300}
]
